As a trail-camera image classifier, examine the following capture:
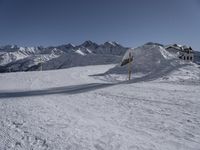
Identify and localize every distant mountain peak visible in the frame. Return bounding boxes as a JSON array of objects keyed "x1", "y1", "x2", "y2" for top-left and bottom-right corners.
[
  {"x1": 65, "y1": 43, "x2": 75, "y2": 48},
  {"x1": 67, "y1": 43, "x2": 75, "y2": 47},
  {"x1": 81, "y1": 40, "x2": 98, "y2": 47}
]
